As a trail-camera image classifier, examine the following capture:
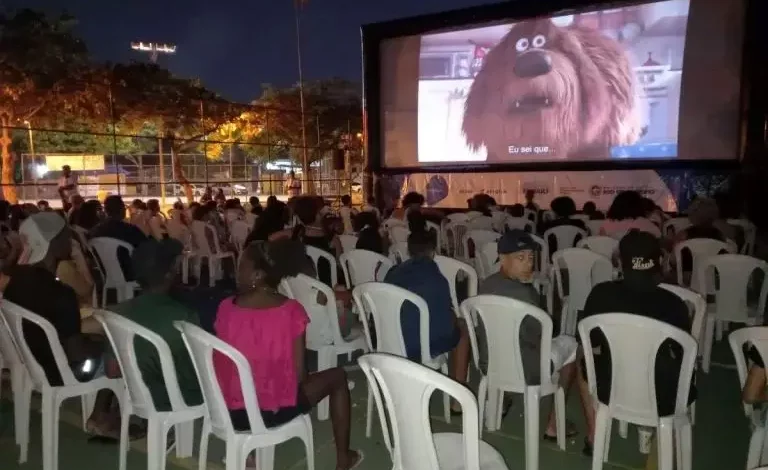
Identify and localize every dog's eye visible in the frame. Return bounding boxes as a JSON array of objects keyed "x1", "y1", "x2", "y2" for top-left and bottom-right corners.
[
  {"x1": 515, "y1": 38, "x2": 530, "y2": 52},
  {"x1": 532, "y1": 35, "x2": 546, "y2": 48}
]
